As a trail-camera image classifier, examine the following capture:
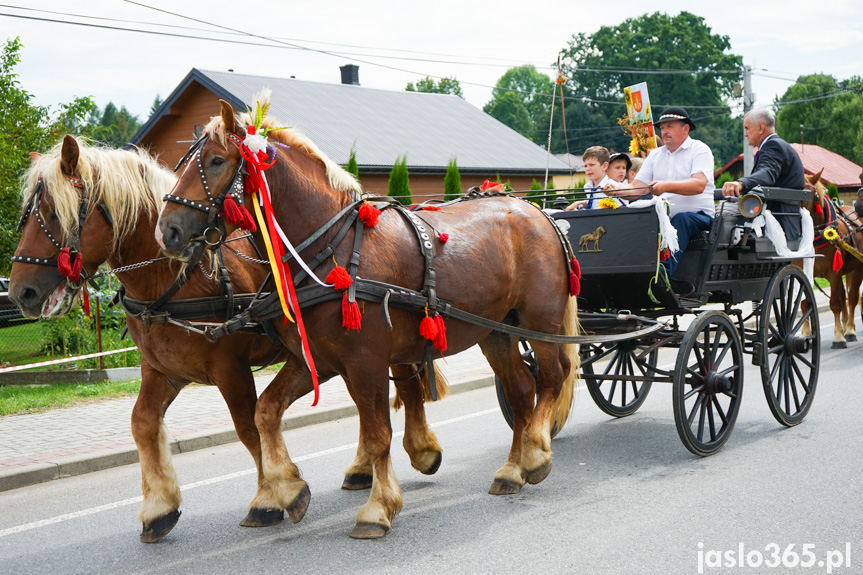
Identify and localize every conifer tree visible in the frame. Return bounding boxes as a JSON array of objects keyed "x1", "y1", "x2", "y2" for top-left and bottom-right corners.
[
  {"x1": 346, "y1": 142, "x2": 359, "y2": 180},
  {"x1": 443, "y1": 157, "x2": 462, "y2": 201},
  {"x1": 387, "y1": 155, "x2": 412, "y2": 205}
]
